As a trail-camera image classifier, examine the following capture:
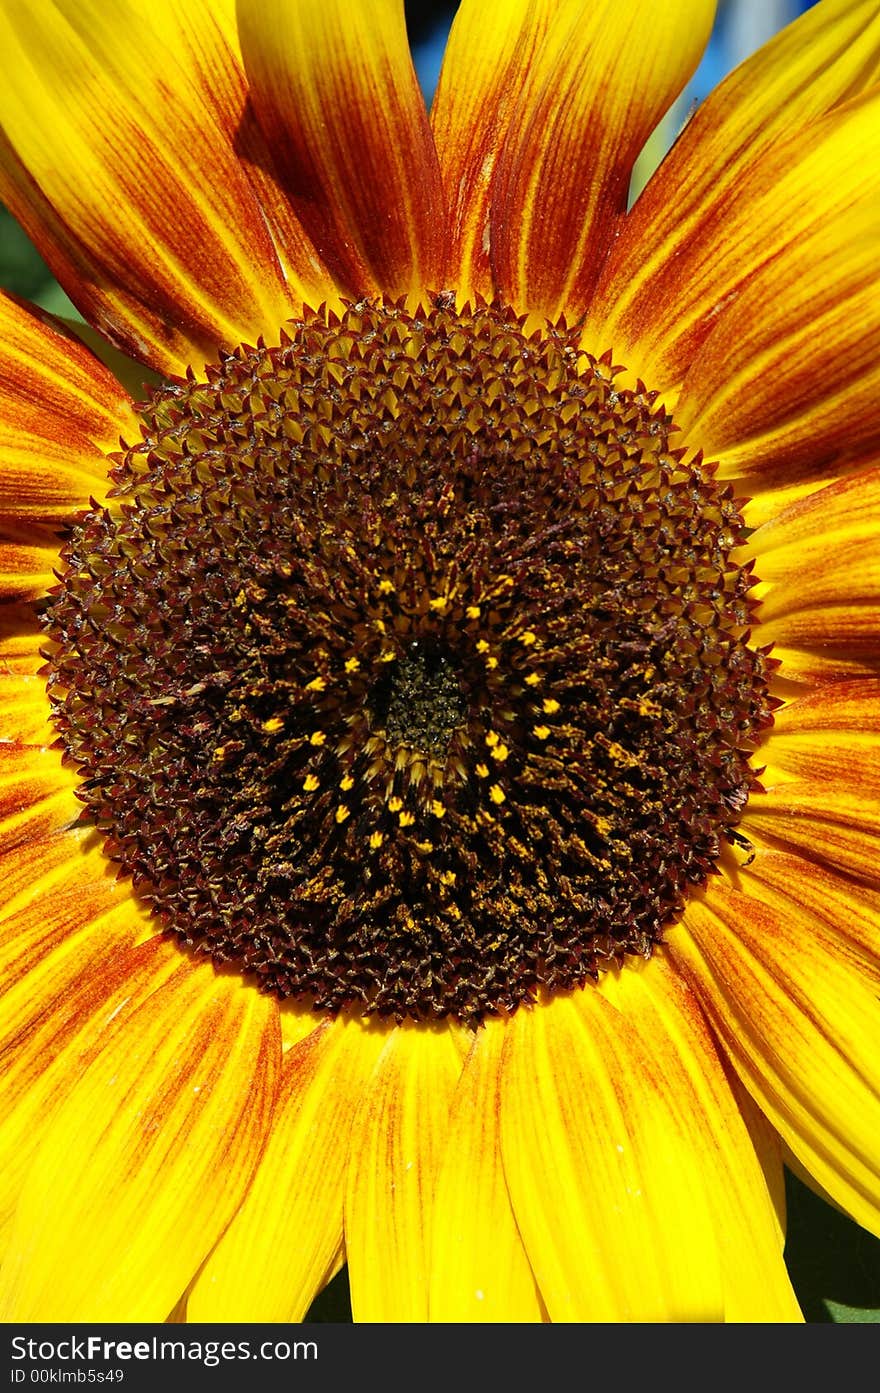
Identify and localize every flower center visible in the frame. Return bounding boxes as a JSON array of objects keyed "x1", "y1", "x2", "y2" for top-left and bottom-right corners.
[
  {"x1": 370, "y1": 641, "x2": 467, "y2": 760},
  {"x1": 43, "y1": 297, "x2": 773, "y2": 1023}
]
